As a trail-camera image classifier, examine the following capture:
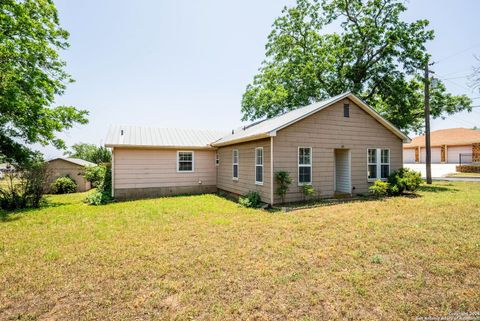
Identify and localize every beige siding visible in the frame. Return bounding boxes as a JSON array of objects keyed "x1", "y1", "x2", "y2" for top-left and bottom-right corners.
[
  {"x1": 216, "y1": 139, "x2": 271, "y2": 202},
  {"x1": 273, "y1": 98, "x2": 403, "y2": 203},
  {"x1": 114, "y1": 148, "x2": 216, "y2": 189},
  {"x1": 403, "y1": 148, "x2": 416, "y2": 164},
  {"x1": 46, "y1": 159, "x2": 91, "y2": 192}
]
